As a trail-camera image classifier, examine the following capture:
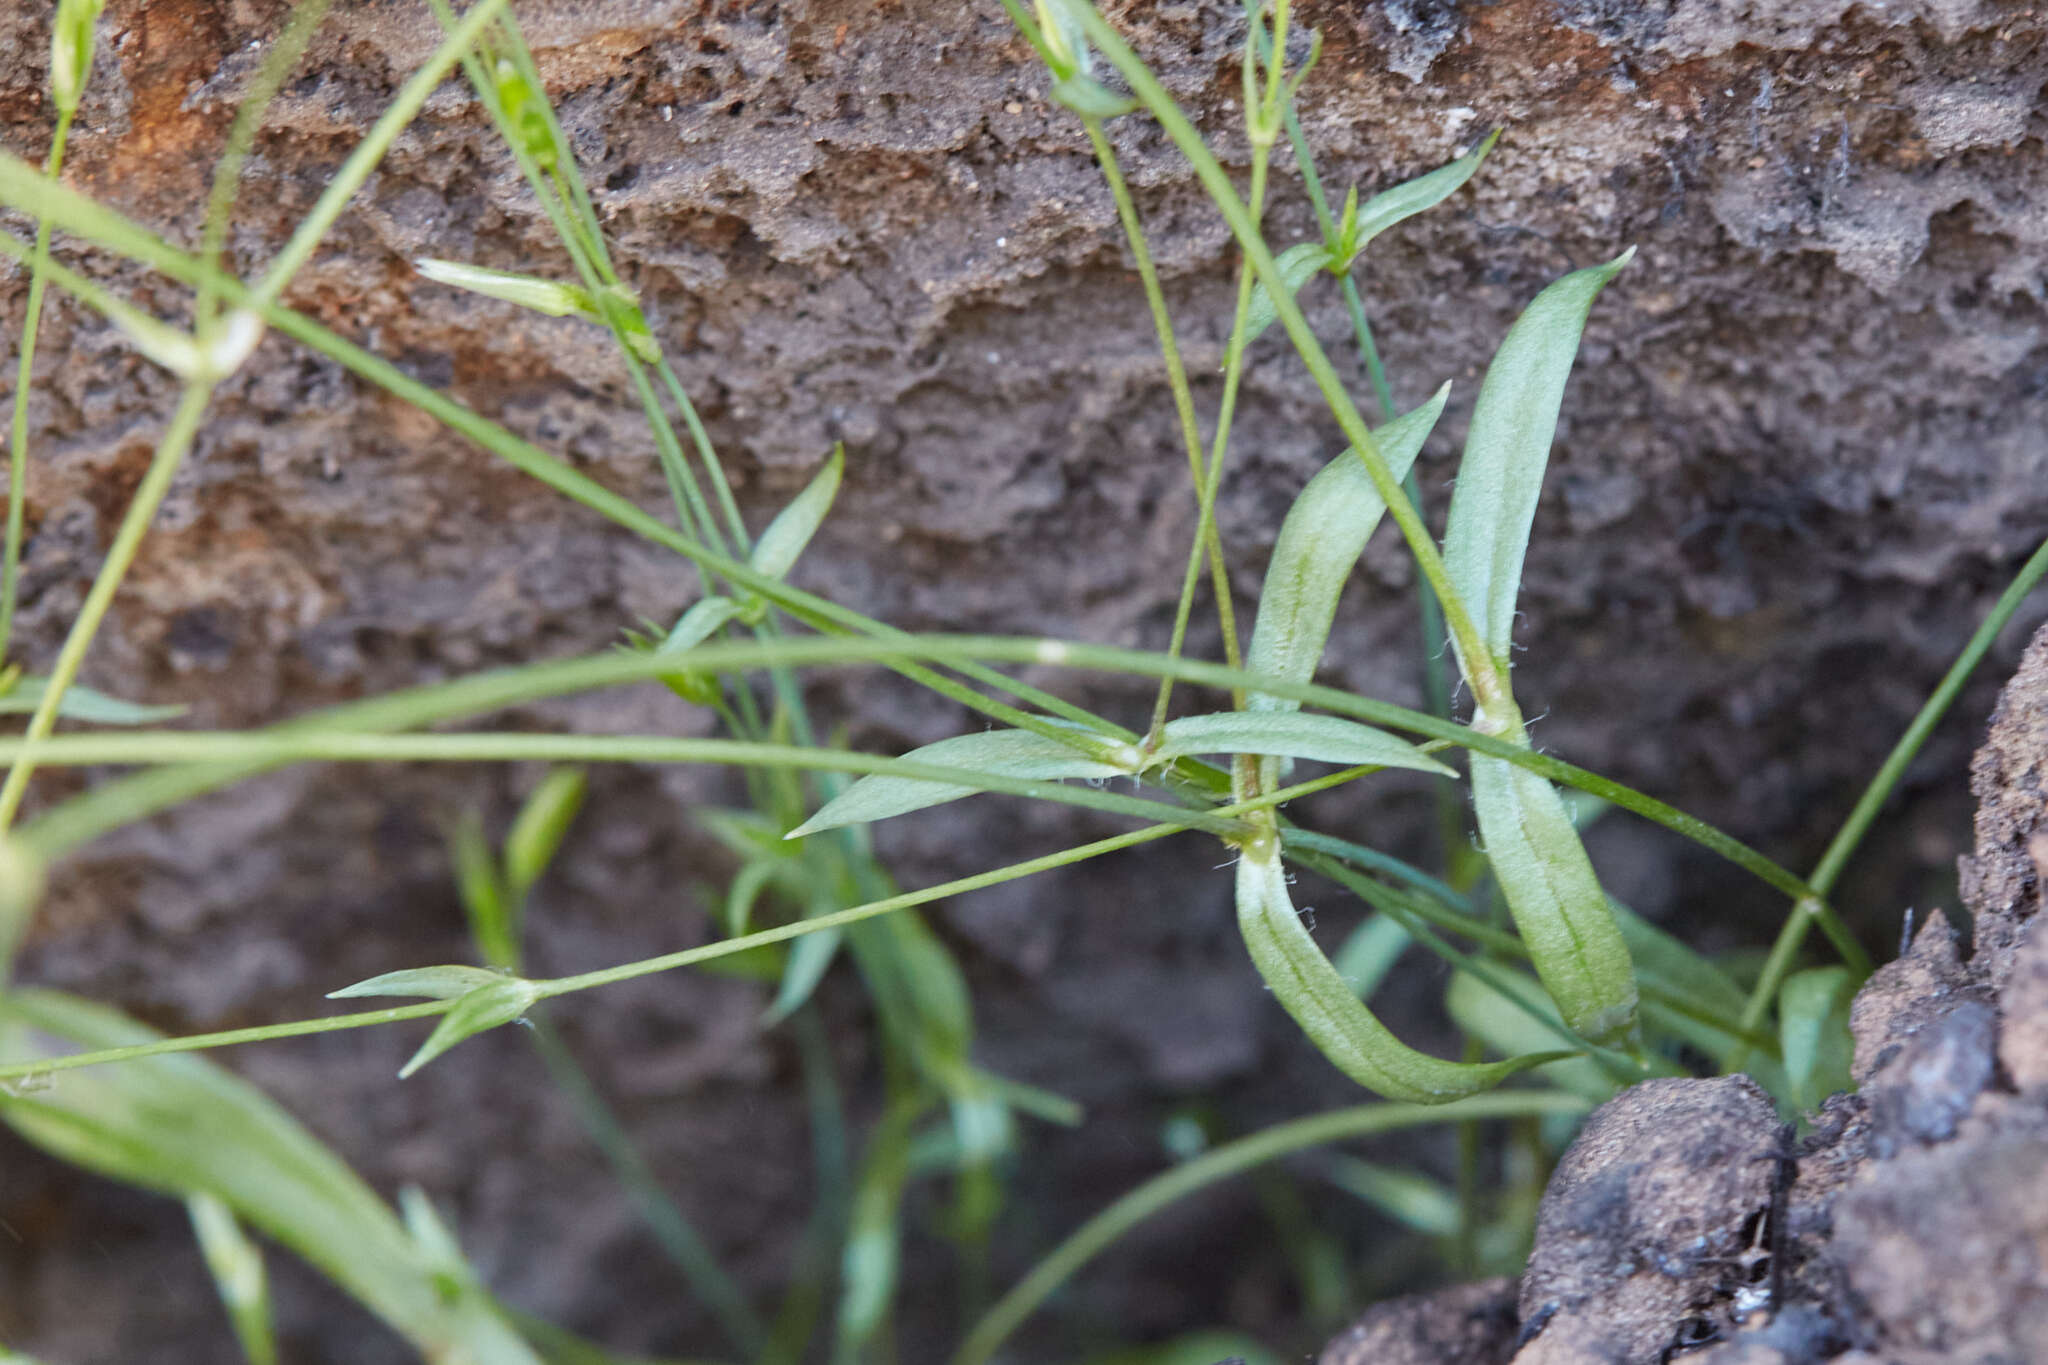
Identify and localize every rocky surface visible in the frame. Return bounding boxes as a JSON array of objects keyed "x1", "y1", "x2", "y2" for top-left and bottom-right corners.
[
  {"x1": 1322, "y1": 621, "x2": 2048, "y2": 1364},
  {"x1": 1, "y1": 0, "x2": 2046, "y2": 1359}
]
